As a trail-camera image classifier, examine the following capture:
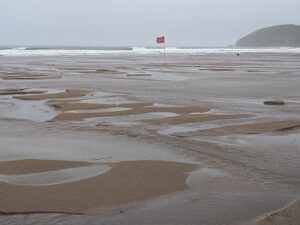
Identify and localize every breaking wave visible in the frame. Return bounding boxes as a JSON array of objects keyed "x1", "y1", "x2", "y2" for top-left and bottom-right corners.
[{"x1": 0, "y1": 46, "x2": 300, "y2": 56}]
